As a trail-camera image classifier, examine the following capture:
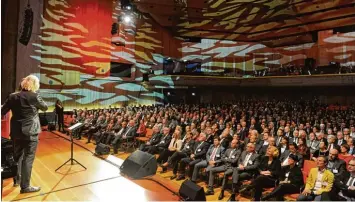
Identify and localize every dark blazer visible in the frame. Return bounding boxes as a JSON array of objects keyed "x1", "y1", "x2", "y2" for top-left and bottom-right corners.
[
  {"x1": 193, "y1": 141, "x2": 210, "y2": 160},
  {"x1": 240, "y1": 128, "x2": 248, "y2": 141},
  {"x1": 148, "y1": 133, "x2": 162, "y2": 145},
  {"x1": 333, "y1": 171, "x2": 355, "y2": 198},
  {"x1": 1, "y1": 90, "x2": 48, "y2": 140},
  {"x1": 180, "y1": 139, "x2": 195, "y2": 155},
  {"x1": 336, "y1": 139, "x2": 345, "y2": 147},
  {"x1": 328, "y1": 158, "x2": 347, "y2": 177},
  {"x1": 220, "y1": 148, "x2": 242, "y2": 167},
  {"x1": 238, "y1": 151, "x2": 260, "y2": 173},
  {"x1": 220, "y1": 135, "x2": 233, "y2": 149},
  {"x1": 122, "y1": 126, "x2": 137, "y2": 138},
  {"x1": 258, "y1": 144, "x2": 269, "y2": 156},
  {"x1": 280, "y1": 165, "x2": 304, "y2": 188},
  {"x1": 279, "y1": 150, "x2": 304, "y2": 168},
  {"x1": 258, "y1": 156, "x2": 282, "y2": 179},
  {"x1": 156, "y1": 134, "x2": 172, "y2": 148},
  {"x1": 328, "y1": 143, "x2": 341, "y2": 152}
]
